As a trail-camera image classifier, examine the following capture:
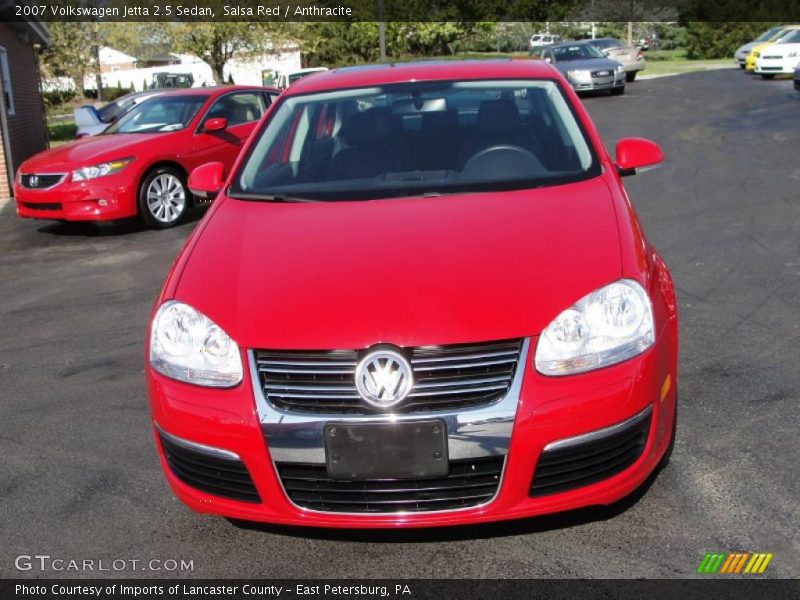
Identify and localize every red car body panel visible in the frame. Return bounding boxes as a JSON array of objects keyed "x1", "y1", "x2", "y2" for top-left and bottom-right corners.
[
  {"x1": 146, "y1": 61, "x2": 678, "y2": 528},
  {"x1": 14, "y1": 86, "x2": 279, "y2": 222}
]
